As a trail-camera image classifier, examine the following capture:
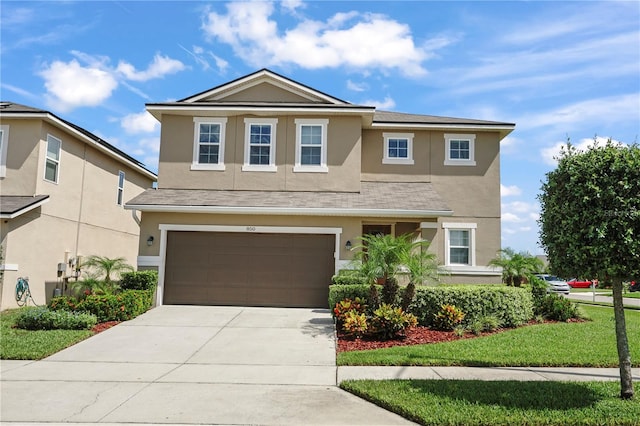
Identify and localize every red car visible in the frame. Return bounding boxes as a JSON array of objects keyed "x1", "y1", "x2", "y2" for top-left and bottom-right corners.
[{"x1": 567, "y1": 278, "x2": 594, "y2": 288}]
